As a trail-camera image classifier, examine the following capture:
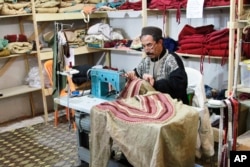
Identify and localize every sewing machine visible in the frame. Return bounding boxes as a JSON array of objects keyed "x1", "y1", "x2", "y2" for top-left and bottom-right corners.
[{"x1": 89, "y1": 68, "x2": 126, "y2": 100}]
